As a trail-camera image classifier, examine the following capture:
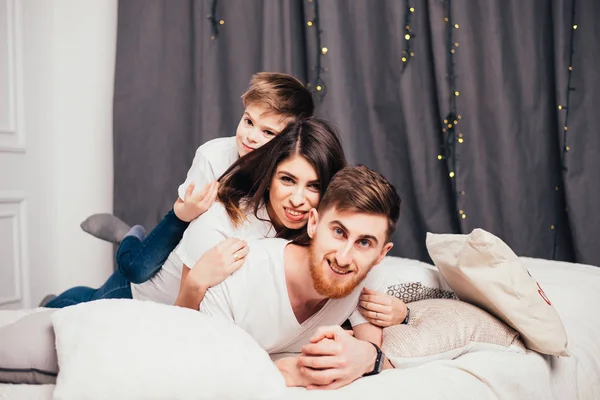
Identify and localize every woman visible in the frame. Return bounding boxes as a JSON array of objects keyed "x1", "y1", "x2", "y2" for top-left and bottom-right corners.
[{"x1": 45, "y1": 118, "x2": 346, "y2": 308}]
